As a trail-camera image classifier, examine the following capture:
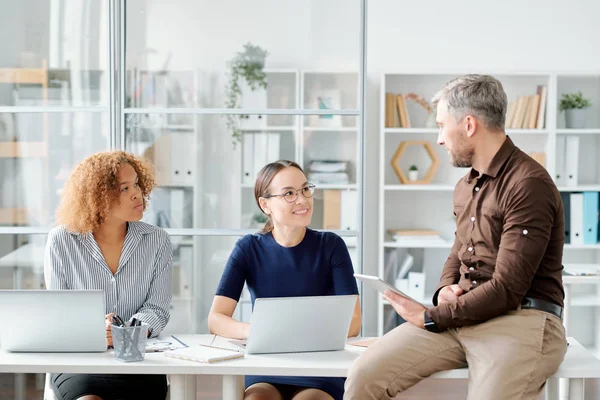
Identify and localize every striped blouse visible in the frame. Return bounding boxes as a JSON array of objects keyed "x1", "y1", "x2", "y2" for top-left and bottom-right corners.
[{"x1": 43, "y1": 221, "x2": 173, "y2": 337}]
